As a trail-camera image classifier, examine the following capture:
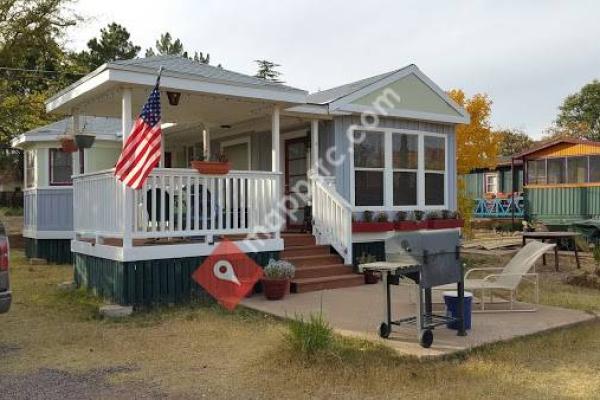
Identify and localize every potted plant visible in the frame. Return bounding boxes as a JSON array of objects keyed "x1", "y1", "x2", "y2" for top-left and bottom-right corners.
[
  {"x1": 394, "y1": 211, "x2": 418, "y2": 231},
  {"x1": 358, "y1": 253, "x2": 379, "y2": 284},
  {"x1": 59, "y1": 135, "x2": 77, "y2": 153},
  {"x1": 428, "y1": 209, "x2": 465, "y2": 229},
  {"x1": 262, "y1": 259, "x2": 295, "y2": 300},
  {"x1": 413, "y1": 210, "x2": 428, "y2": 229},
  {"x1": 191, "y1": 153, "x2": 231, "y2": 175},
  {"x1": 352, "y1": 211, "x2": 394, "y2": 233}
]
